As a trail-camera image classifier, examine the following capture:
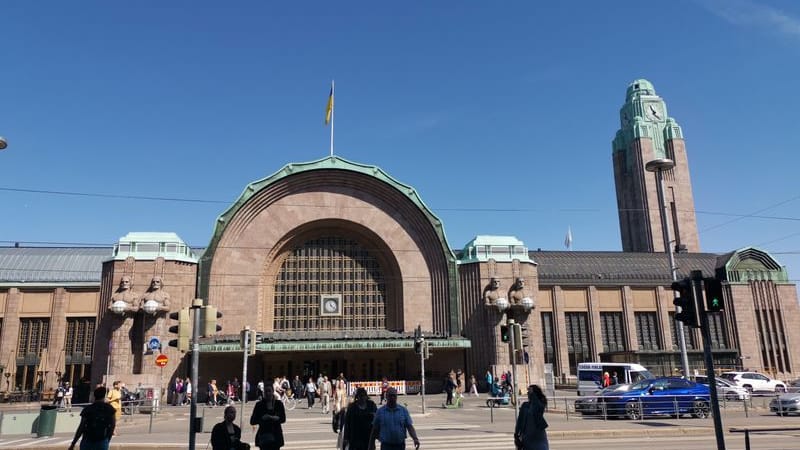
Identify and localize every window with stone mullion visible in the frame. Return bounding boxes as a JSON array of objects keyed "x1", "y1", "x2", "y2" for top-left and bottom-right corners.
[
  {"x1": 600, "y1": 312, "x2": 625, "y2": 352},
  {"x1": 634, "y1": 312, "x2": 660, "y2": 351},
  {"x1": 565, "y1": 312, "x2": 591, "y2": 374},
  {"x1": 669, "y1": 312, "x2": 697, "y2": 350},
  {"x1": 541, "y1": 312, "x2": 555, "y2": 366}
]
